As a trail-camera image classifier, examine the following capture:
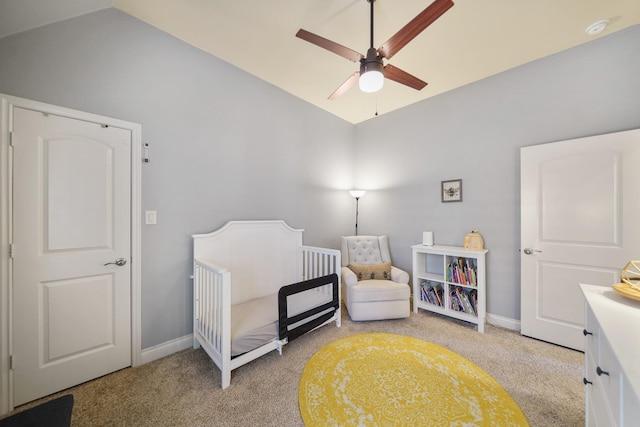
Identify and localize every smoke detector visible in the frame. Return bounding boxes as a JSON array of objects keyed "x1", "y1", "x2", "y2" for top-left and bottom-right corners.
[{"x1": 585, "y1": 20, "x2": 609, "y2": 36}]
